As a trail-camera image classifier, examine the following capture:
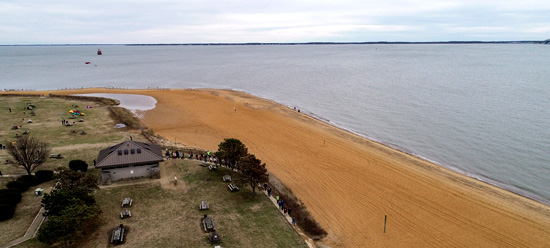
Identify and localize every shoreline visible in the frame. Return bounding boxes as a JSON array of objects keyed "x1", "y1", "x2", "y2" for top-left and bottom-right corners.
[
  {"x1": 194, "y1": 88, "x2": 550, "y2": 206},
  {"x1": 3, "y1": 88, "x2": 550, "y2": 247}
]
